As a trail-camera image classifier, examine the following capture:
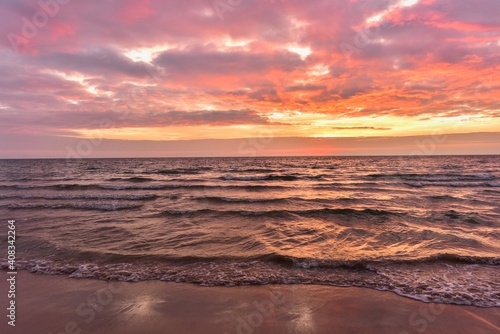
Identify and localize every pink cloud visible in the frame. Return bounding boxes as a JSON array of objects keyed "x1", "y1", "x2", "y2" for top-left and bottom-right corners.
[
  {"x1": 118, "y1": 0, "x2": 153, "y2": 23},
  {"x1": 0, "y1": 0, "x2": 497, "y2": 156}
]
